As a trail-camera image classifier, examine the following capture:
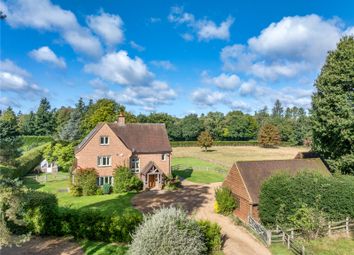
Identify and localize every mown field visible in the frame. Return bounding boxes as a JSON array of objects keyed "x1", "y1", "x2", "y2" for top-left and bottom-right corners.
[{"x1": 173, "y1": 146, "x2": 309, "y2": 168}]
